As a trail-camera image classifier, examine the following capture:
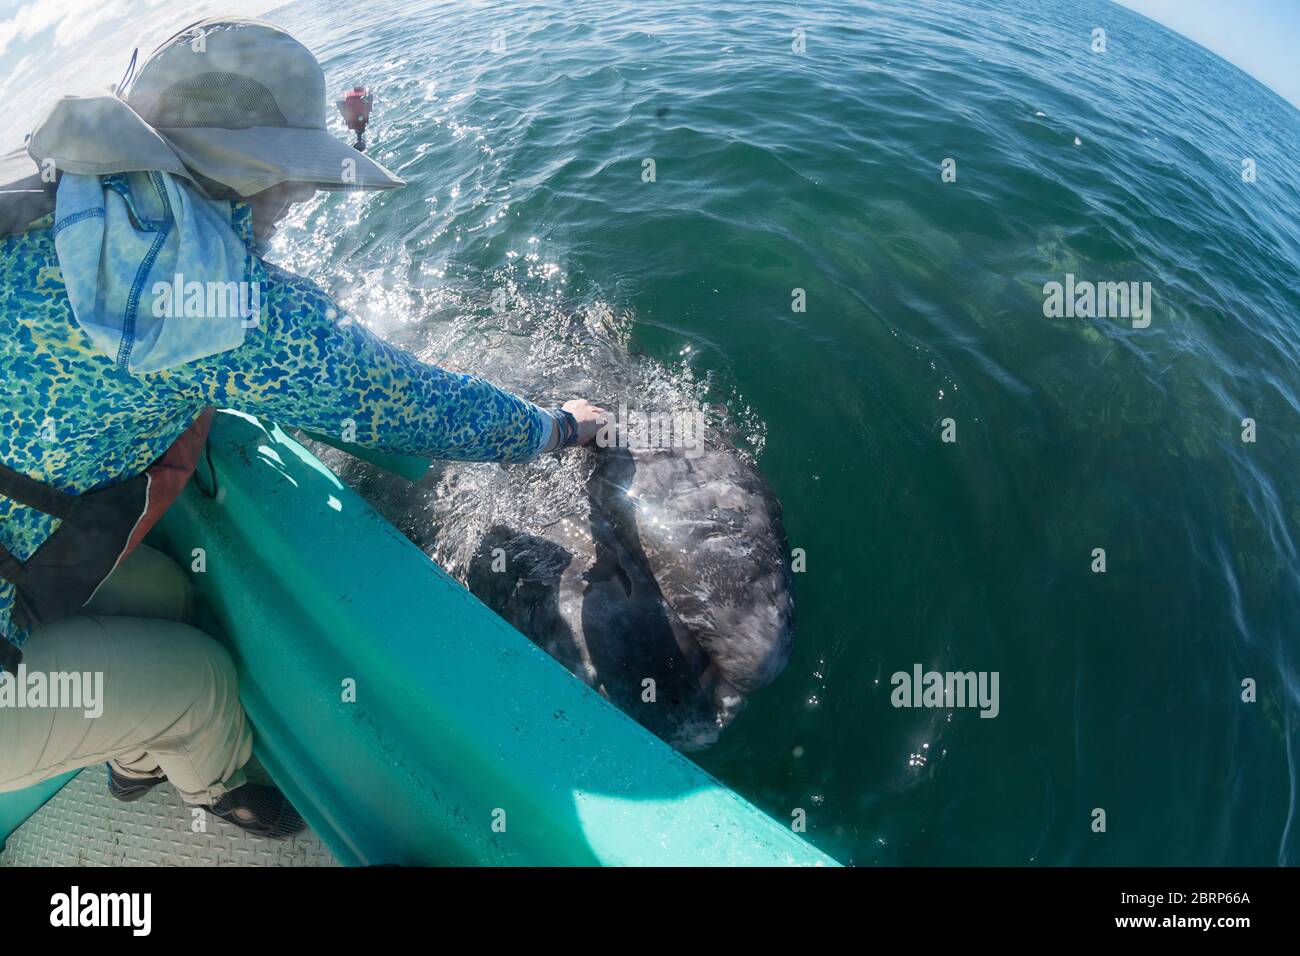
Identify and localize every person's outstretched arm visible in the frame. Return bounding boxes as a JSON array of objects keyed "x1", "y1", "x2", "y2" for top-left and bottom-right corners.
[{"x1": 163, "y1": 262, "x2": 601, "y2": 462}]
